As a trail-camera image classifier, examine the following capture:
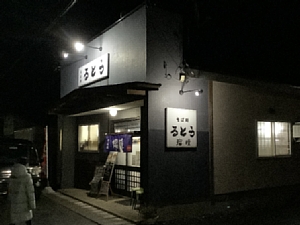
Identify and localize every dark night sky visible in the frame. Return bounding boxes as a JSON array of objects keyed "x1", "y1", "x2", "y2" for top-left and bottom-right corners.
[
  {"x1": 0, "y1": 0, "x2": 300, "y2": 125},
  {"x1": 185, "y1": 0, "x2": 300, "y2": 85},
  {"x1": 0, "y1": 0, "x2": 145, "y2": 124}
]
